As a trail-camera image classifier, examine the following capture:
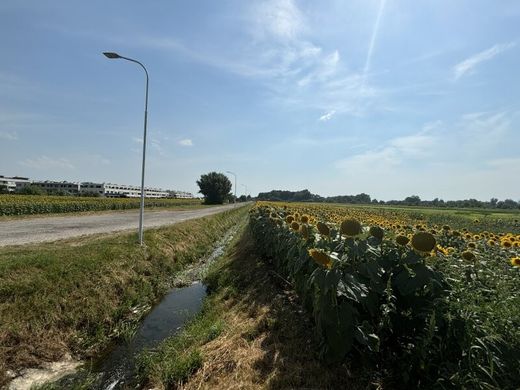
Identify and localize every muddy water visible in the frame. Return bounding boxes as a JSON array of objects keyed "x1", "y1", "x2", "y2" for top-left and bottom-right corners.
[
  {"x1": 13, "y1": 228, "x2": 238, "y2": 389},
  {"x1": 97, "y1": 282, "x2": 207, "y2": 389},
  {"x1": 53, "y1": 282, "x2": 207, "y2": 389}
]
